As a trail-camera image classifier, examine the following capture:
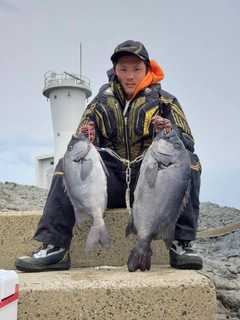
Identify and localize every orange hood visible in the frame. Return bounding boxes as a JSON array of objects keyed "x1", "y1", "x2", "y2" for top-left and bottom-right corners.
[{"x1": 131, "y1": 60, "x2": 164, "y2": 100}]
